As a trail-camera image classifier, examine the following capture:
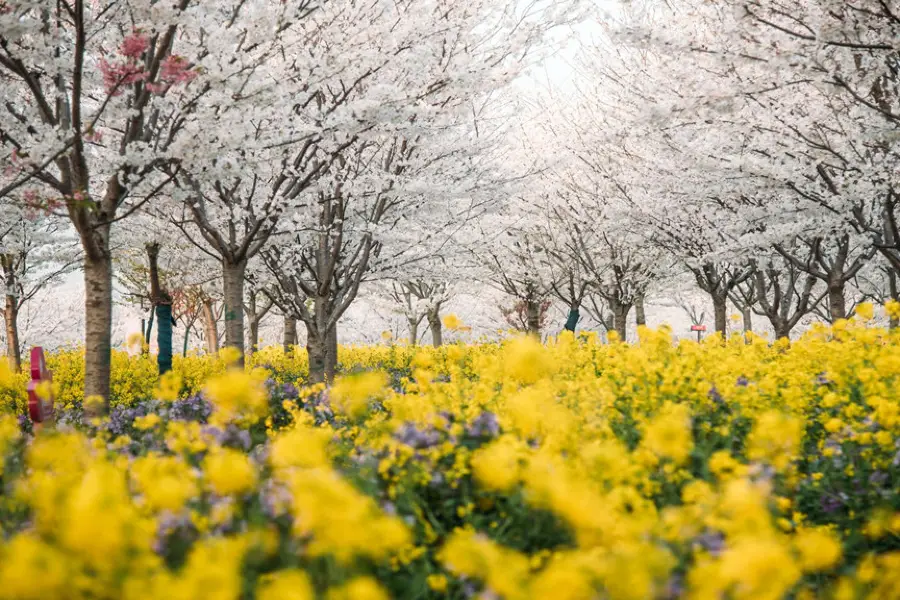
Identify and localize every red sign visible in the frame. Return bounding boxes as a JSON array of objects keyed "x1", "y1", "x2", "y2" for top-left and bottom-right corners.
[
  {"x1": 690, "y1": 325, "x2": 707, "y2": 332},
  {"x1": 27, "y1": 347, "x2": 54, "y2": 423}
]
